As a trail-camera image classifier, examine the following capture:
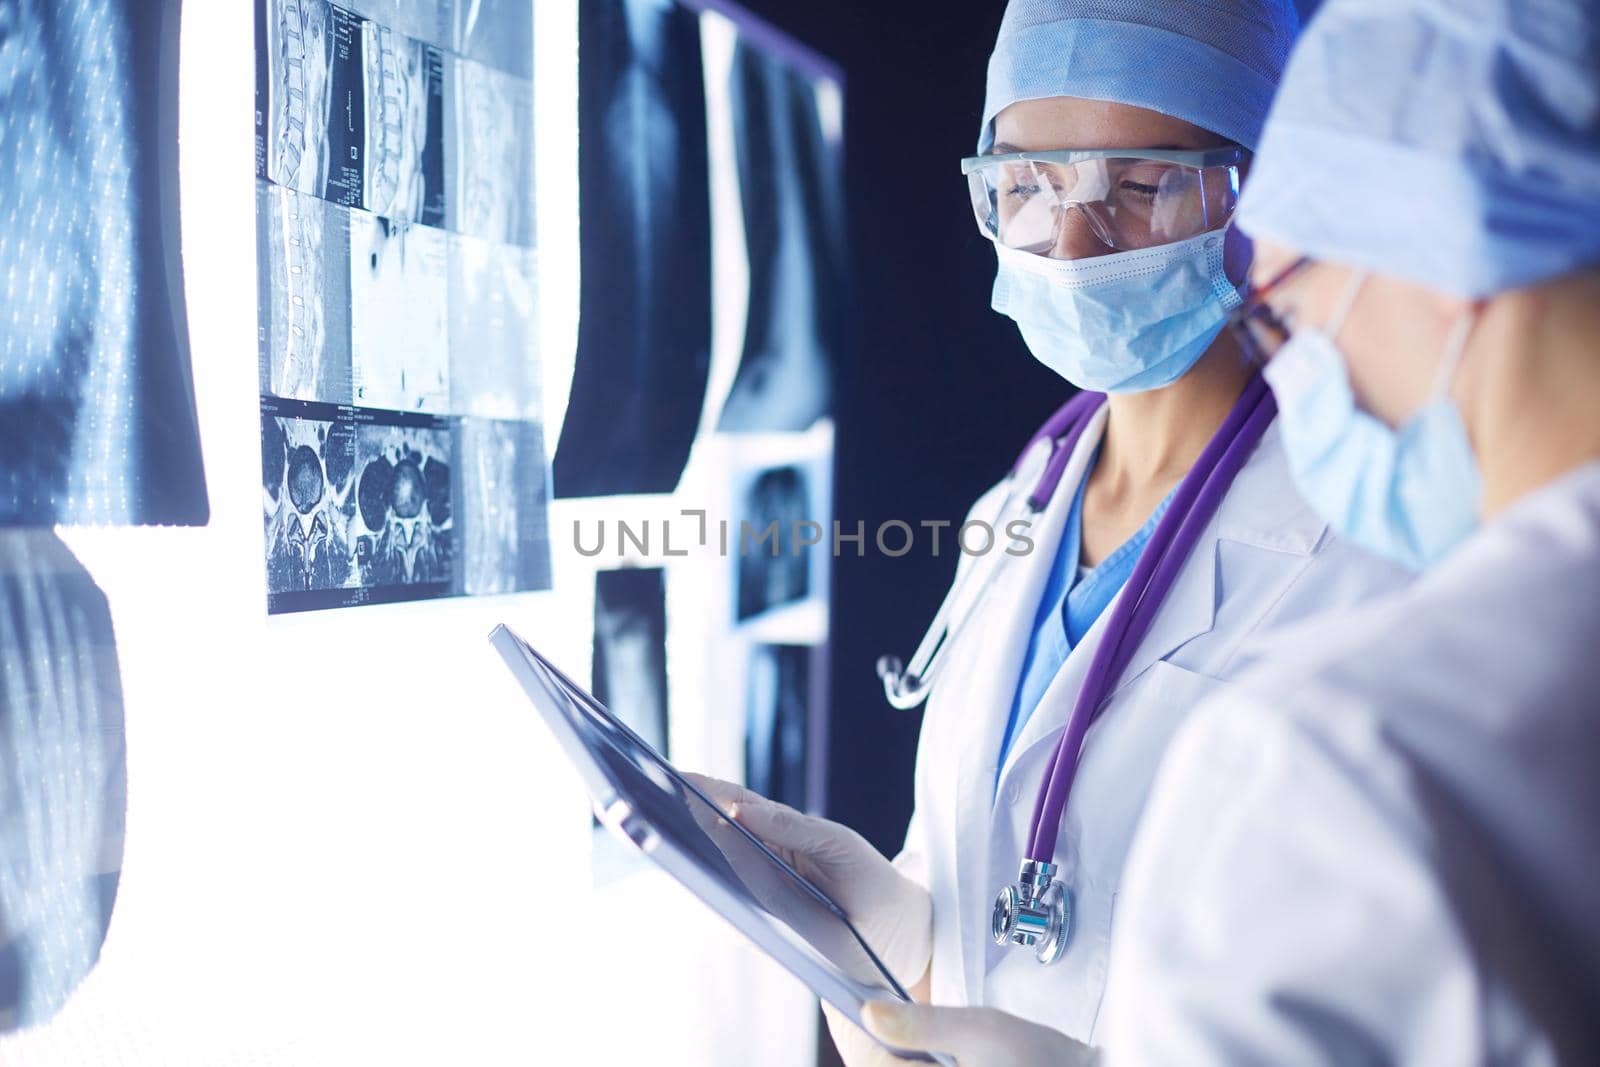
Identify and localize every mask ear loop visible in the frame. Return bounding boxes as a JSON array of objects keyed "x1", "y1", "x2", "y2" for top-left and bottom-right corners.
[
  {"x1": 1430, "y1": 307, "x2": 1479, "y2": 400},
  {"x1": 1322, "y1": 269, "x2": 1369, "y2": 338}
]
